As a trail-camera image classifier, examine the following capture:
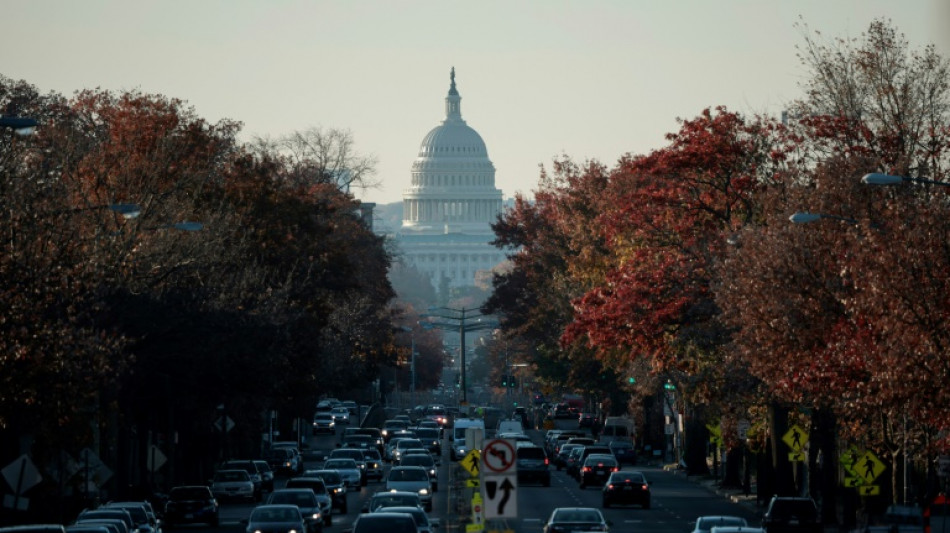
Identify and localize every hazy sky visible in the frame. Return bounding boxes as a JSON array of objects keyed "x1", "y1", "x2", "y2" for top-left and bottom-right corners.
[{"x1": 5, "y1": 1, "x2": 948, "y2": 205}]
